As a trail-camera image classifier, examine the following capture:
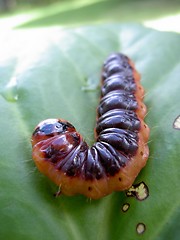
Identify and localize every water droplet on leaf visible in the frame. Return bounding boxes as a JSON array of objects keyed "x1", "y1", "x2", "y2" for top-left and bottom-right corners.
[{"x1": 1, "y1": 77, "x2": 18, "y2": 102}]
